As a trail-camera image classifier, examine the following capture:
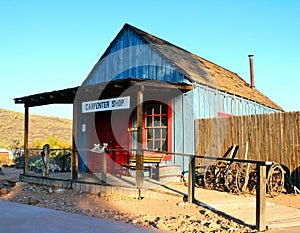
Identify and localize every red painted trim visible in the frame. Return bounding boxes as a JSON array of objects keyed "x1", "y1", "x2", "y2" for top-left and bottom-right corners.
[
  {"x1": 218, "y1": 112, "x2": 234, "y2": 118},
  {"x1": 142, "y1": 106, "x2": 146, "y2": 150},
  {"x1": 165, "y1": 99, "x2": 173, "y2": 161},
  {"x1": 218, "y1": 112, "x2": 234, "y2": 125}
]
